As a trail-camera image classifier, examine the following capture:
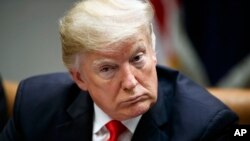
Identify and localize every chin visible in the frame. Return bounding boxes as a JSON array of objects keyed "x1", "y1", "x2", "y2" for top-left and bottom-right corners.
[
  {"x1": 118, "y1": 100, "x2": 156, "y2": 120},
  {"x1": 130, "y1": 101, "x2": 152, "y2": 118}
]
